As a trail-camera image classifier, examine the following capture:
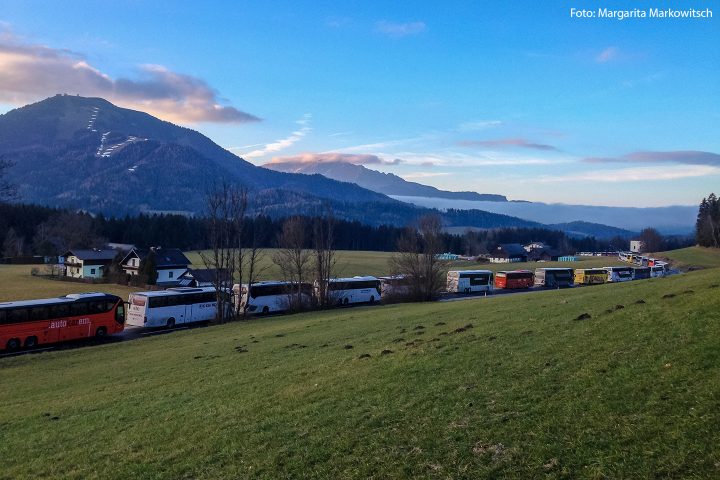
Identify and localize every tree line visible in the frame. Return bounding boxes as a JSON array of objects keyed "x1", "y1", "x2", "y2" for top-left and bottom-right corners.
[
  {"x1": 0, "y1": 202, "x2": 642, "y2": 259},
  {"x1": 696, "y1": 193, "x2": 720, "y2": 248}
]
